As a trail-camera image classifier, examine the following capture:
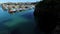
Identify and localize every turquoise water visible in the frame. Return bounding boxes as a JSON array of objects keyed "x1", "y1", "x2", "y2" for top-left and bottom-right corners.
[{"x1": 0, "y1": 6, "x2": 36, "y2": 34}]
